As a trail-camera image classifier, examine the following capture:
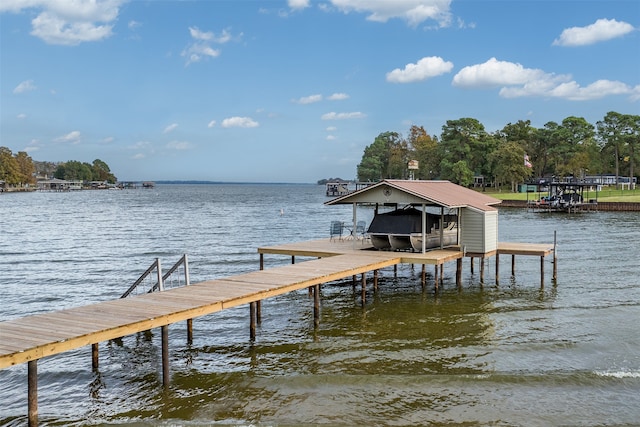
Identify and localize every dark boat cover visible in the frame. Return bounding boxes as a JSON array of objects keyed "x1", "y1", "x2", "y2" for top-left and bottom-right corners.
[{"x1": 367, "y1": 207, "x2": 439, "y2": 235}]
